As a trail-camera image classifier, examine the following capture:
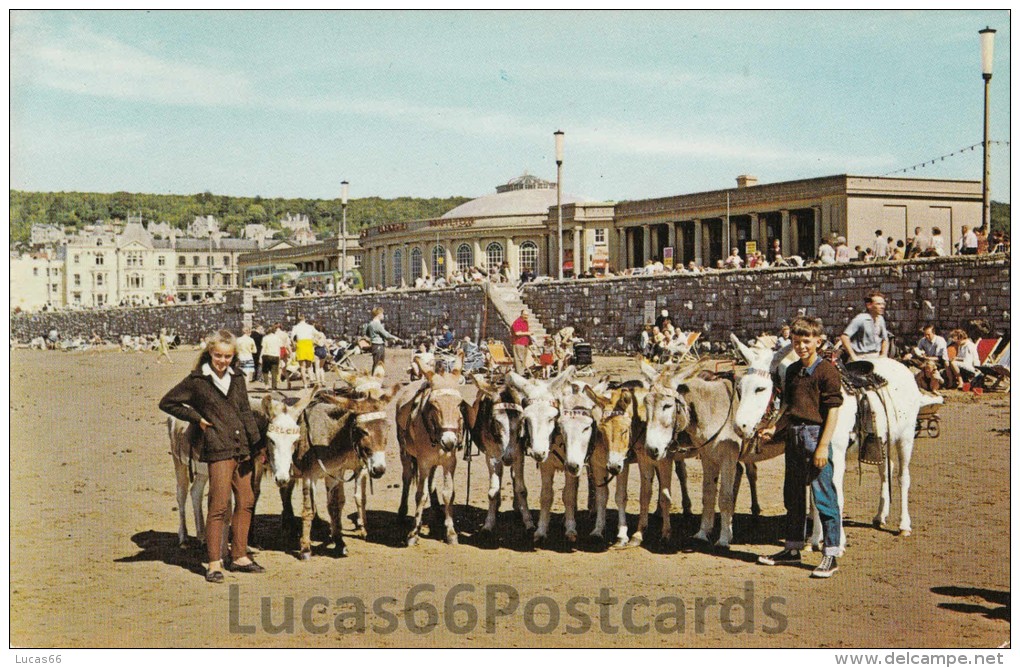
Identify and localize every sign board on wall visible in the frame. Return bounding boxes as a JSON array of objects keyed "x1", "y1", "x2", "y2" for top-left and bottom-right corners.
[
  {"x1": 745, "y1": 241, "x2": 757, "y2": 255},
  {"x1": 663, "y1": 246, "x2": 674, "y2": 268},
  {"x1": 644, "y1": 300, "x2": 656, "y2": 325}
]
